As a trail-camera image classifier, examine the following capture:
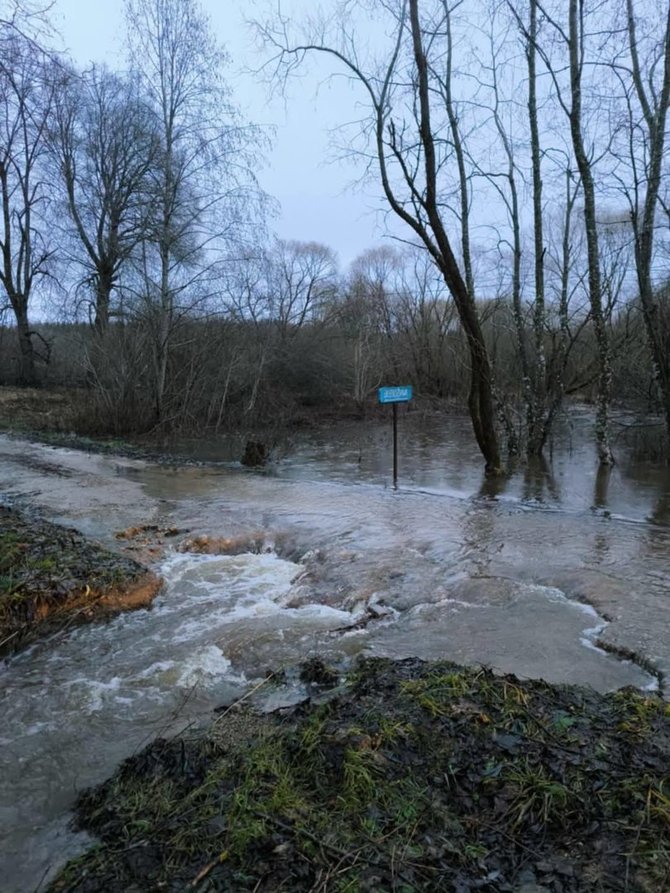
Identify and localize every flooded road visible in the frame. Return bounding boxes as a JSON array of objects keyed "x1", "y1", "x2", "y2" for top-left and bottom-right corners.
[{"x1": 0, "y1": 411, "x2": 668, "y2": 891}]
